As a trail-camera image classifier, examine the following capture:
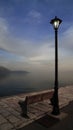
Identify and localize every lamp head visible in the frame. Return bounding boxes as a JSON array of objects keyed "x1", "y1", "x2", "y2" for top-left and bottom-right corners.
[{"x1": 50, "y1": 16, "x2": 62, "y2": 29}]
